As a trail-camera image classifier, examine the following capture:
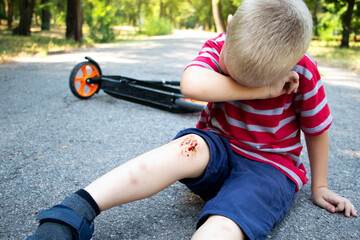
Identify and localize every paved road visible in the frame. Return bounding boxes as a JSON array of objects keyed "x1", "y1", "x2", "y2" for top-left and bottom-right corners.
[{"x1": 0, "y1": 31, "x2": 359, "y2": 239}]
